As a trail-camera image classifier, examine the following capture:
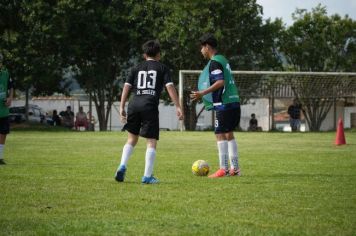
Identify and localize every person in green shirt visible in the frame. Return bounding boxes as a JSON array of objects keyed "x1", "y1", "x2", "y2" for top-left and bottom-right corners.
[
  {"x1": 0, "y1": 53, "x2": 14, "y2": 165},
  {"x1": 191, "y1": 33, "x2": 241, "y2": 178}
]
